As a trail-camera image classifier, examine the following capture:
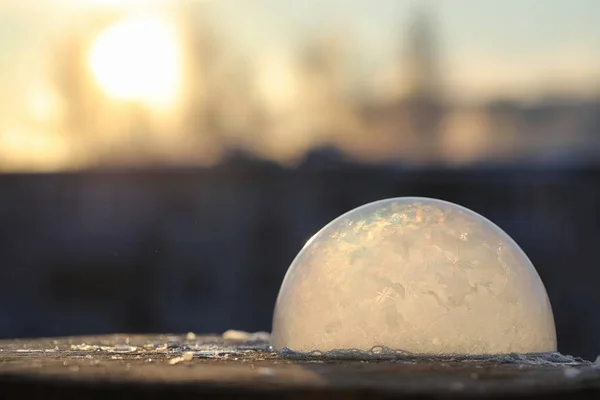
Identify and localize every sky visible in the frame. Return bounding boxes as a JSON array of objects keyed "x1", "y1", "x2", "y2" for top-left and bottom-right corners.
[
  {"x1": 202, "y1": 0, "x2": 600, "y2": 100},
  {"x1": 0, "y1": 0, "x2": 598, "y2": 170},
  {"x1": 1, "y1": 0, "x2": 599, "y2": 100}
]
